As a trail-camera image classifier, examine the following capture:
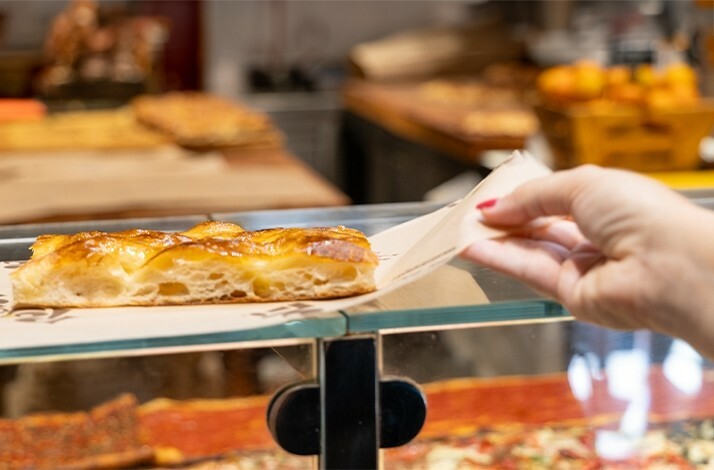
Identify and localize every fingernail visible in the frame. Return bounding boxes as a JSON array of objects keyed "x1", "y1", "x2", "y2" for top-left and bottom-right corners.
[{"x1": 476, "y1": 198, "x2": 498, "y2": 210}]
